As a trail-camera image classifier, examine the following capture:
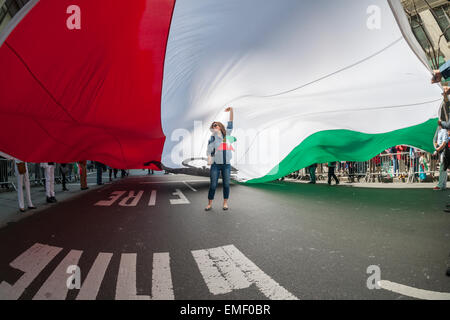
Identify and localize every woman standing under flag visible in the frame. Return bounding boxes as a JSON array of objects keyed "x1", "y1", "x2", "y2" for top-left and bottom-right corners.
[{"x1": 205, "y1": 107, "x2": 234, "y2": 211}]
